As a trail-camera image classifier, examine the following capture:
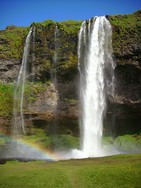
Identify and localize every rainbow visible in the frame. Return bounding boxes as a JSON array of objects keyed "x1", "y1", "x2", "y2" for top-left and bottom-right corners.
[{"x1": 0, "y1": 133, "x2": 61, "y2": 161}]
